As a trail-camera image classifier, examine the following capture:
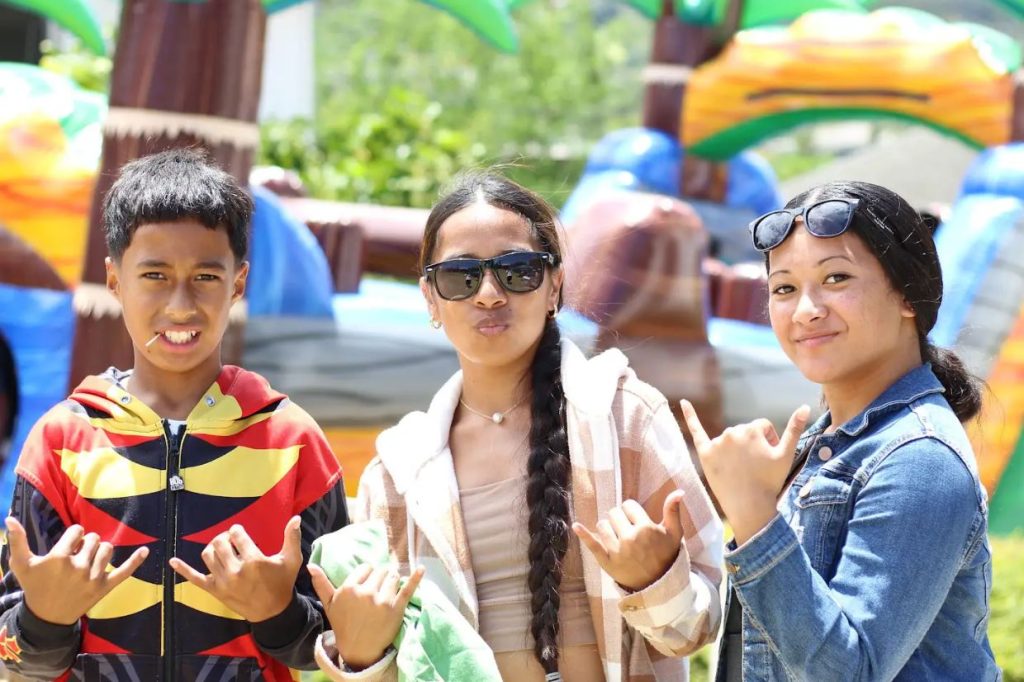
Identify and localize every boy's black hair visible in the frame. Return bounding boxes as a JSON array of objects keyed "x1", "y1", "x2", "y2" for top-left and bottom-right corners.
[{"x1": 103, "y1": 148, "x2": 252, "y2": 262}]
